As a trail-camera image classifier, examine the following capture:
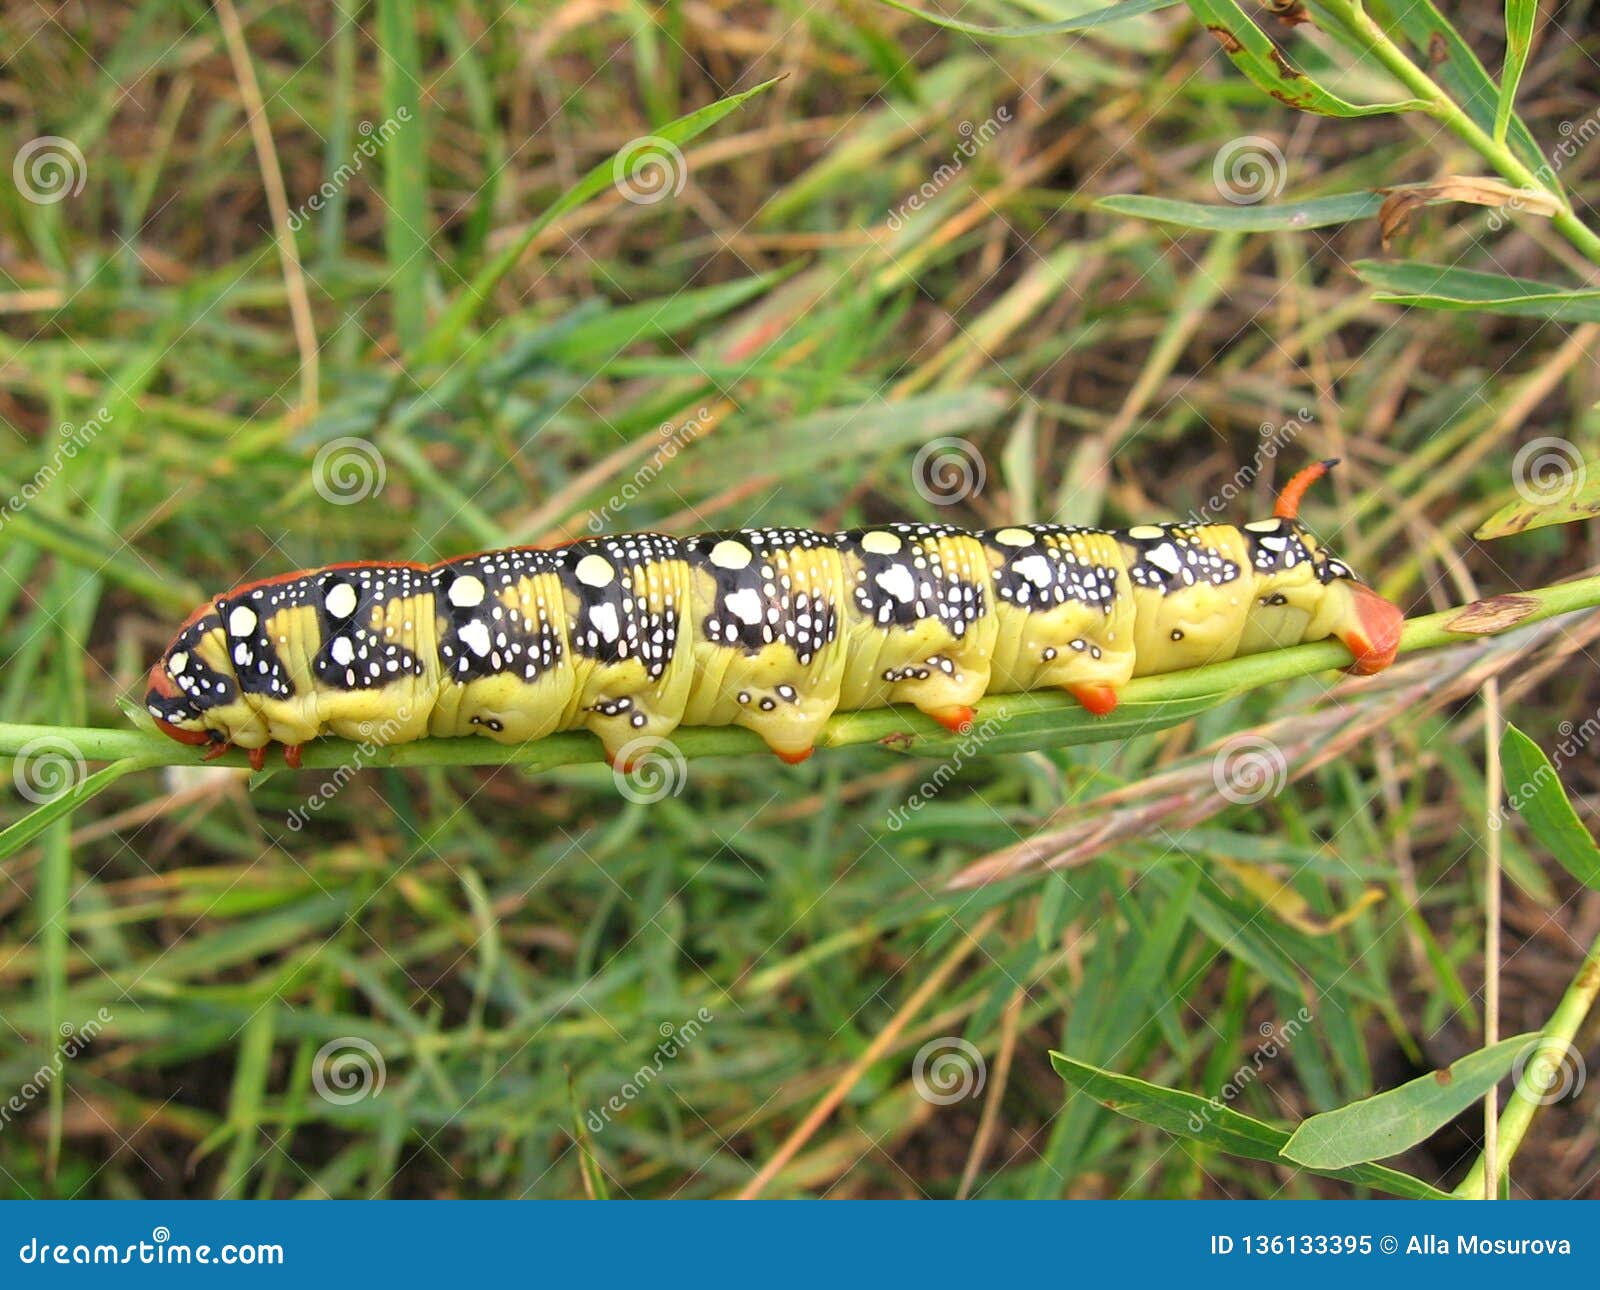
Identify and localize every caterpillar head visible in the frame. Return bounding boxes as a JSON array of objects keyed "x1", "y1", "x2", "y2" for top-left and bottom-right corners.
[
  {"x1": 145, "y1": 604, "x2": 239, "y2": 749},
  {"x1": 1243, "y1": 460, "x2": 1402, "y2": 674}
]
